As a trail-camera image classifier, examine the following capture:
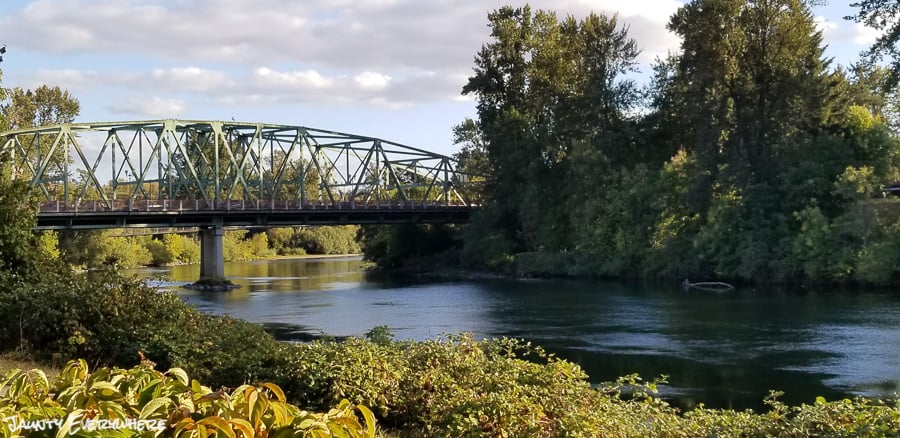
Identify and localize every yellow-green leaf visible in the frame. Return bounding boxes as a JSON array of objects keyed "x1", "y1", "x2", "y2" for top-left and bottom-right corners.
[
  {"x1": 357, "y1": 404, "x2": 376, "y2": 438},
  {"x1": 228, "y1": 418, "x2": 255, "y2": 438},
  {"x1": 261, "y1": 383, "x2": 286, "y2": 402},
  {"x1": 140, "y1": 396, "x2": 174, "y2": 419},
  {"x1": 197, "y1": 416, "x2": 236, "y2": 438},
  {"x1": 167, "y1": 368, "x2": 190, "y2": 386}
]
